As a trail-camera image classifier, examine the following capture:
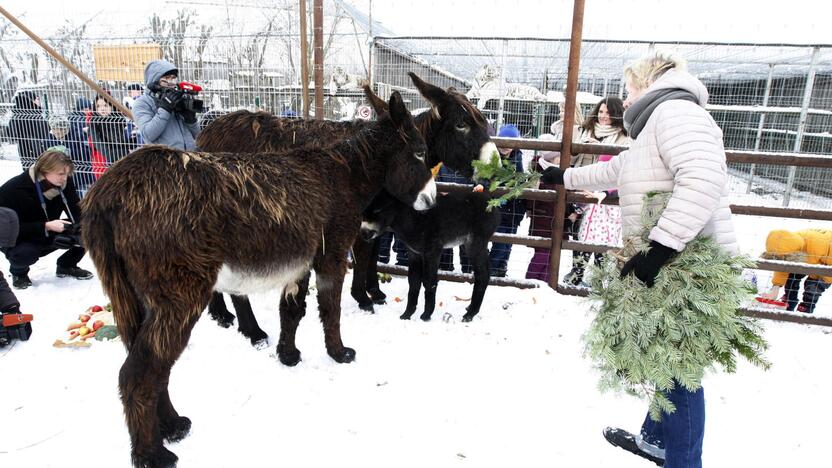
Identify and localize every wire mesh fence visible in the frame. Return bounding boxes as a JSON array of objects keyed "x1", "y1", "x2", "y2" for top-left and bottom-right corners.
[{"x1": 1, "y1": 25, "x2": 831, "y2": 316}]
